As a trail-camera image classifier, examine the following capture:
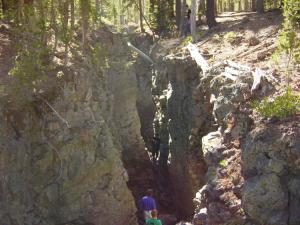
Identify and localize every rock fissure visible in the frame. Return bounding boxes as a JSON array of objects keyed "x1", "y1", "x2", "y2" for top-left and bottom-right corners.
[{"x1": 1, "y1": 28, "x2": 300, "y2": 225}]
